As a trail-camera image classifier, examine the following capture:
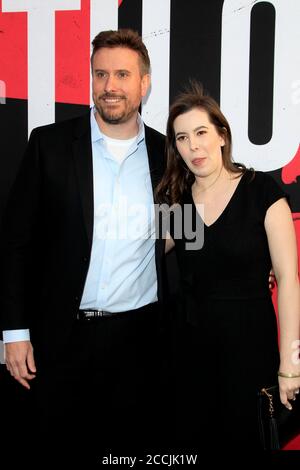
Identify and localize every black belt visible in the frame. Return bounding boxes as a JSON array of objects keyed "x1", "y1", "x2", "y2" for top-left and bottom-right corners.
[
  {"x1": 77, "y1": 309, "x2": 115, "y2": 320},
  {"x1": 77, "y1": 302, "x2": 159, "y2": 322}
]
